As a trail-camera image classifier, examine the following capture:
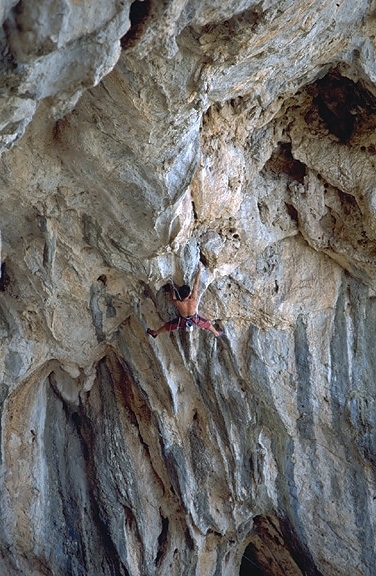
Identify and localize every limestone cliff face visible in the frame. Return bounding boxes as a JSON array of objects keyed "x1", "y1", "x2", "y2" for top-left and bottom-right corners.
[{"x1": 1, "y1": 1, "x2": 376, "y2": 575}]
